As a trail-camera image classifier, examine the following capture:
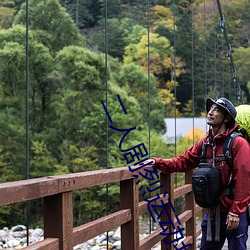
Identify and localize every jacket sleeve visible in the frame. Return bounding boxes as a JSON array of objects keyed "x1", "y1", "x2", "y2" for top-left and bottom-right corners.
[
  {"x1": 154, "y1": 140, "x2": 203, "y2": 174},
  {"x1": 229, "y1": 136, "x2": 250, "y2": 215}
]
